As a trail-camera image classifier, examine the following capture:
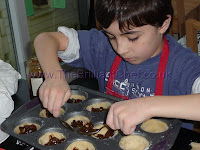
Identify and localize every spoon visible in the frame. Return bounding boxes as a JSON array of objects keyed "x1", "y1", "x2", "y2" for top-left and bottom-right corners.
[
  {"x1": 77, "y1": 123, "x2": 109, "y2": 135},
  {"x1": 58, "y1": 118, "x2": 74, "y2": 132},
  {"x1": 44, "y1": 109, "x2": 75, "y2": 132}
]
